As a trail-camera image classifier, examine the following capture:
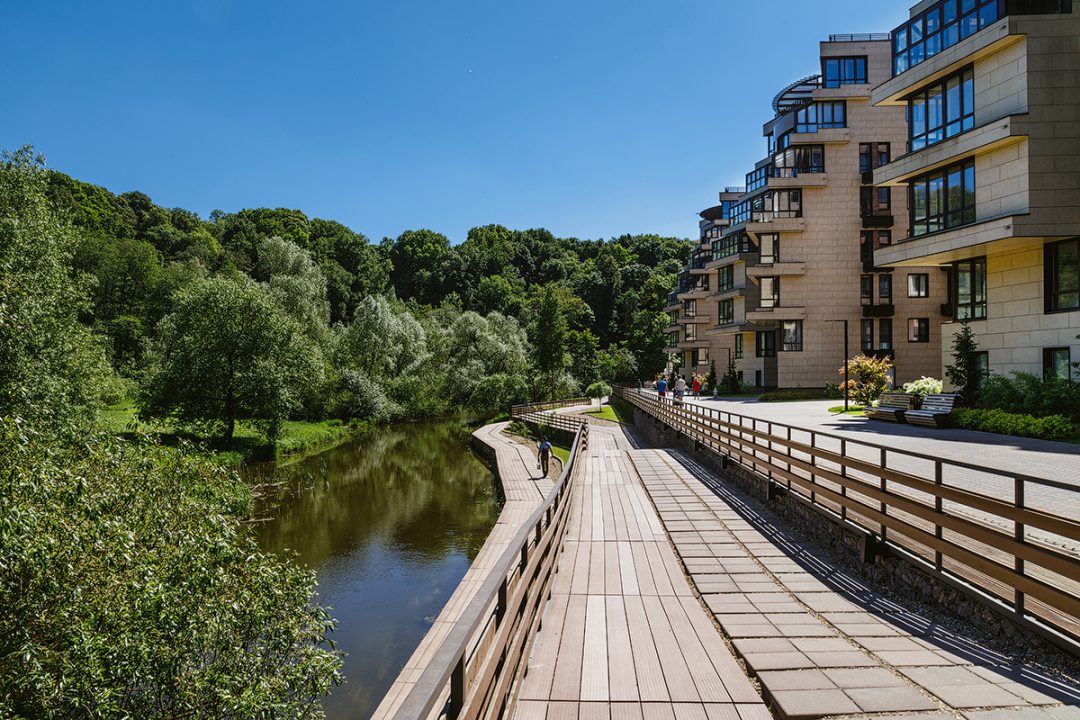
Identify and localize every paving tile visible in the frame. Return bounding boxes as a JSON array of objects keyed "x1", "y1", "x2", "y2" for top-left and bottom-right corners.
[
  {"x1": 901, "y1": 665, "x2": 985, "y2": 687},
  {"x1": 876, "y1": 650, "x2": 958, "y2": 666},
  {"x1": 703, "y1": 595, "x2": 757, "y2": 614},
  {"x1": 732, "y1": 638, "x2": 797, "y2": 655},
  {"x1": 768, "y1": 688, "x2": 861, "y2": 720},
  {"x1": 853, "y1": 636, "x2": 925, "y2": 652},
  {"x1": 742, "y1": 651, "x2": 816, "y2": 671},
  {"x1": 772, "y1": 623, "x2": 837, "y2": 638},
  {"x1": 755, "y1": 669, "x2": 836, "y2": 691},
  {"x1": 790, "y1": 637, "x2": 857, "y2": 654},
  {"x1": 928, "y1": 683, "x2": 1027, "y2": 708},
  {"x1": 823, "y1": 667, "x2": 906, "y2": 688},
  {"x1": 964, "y1": 710, "x2": 1061, "y2": 720},
  {"x1": 803, "y1": 650, "x2": 879, "y2": 668},
  {"x1": 797, "y1": 593, "x2": 862, "y2": 613},
  {"x1": 846, "y1": 685, "x2": 940, "y2": 712}
]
